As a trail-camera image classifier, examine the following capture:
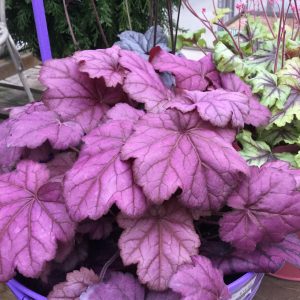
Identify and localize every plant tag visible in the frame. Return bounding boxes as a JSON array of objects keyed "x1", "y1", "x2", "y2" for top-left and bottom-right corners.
[{"x1": 231, "y1": 276, "x2": 256, "y2": 300}]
